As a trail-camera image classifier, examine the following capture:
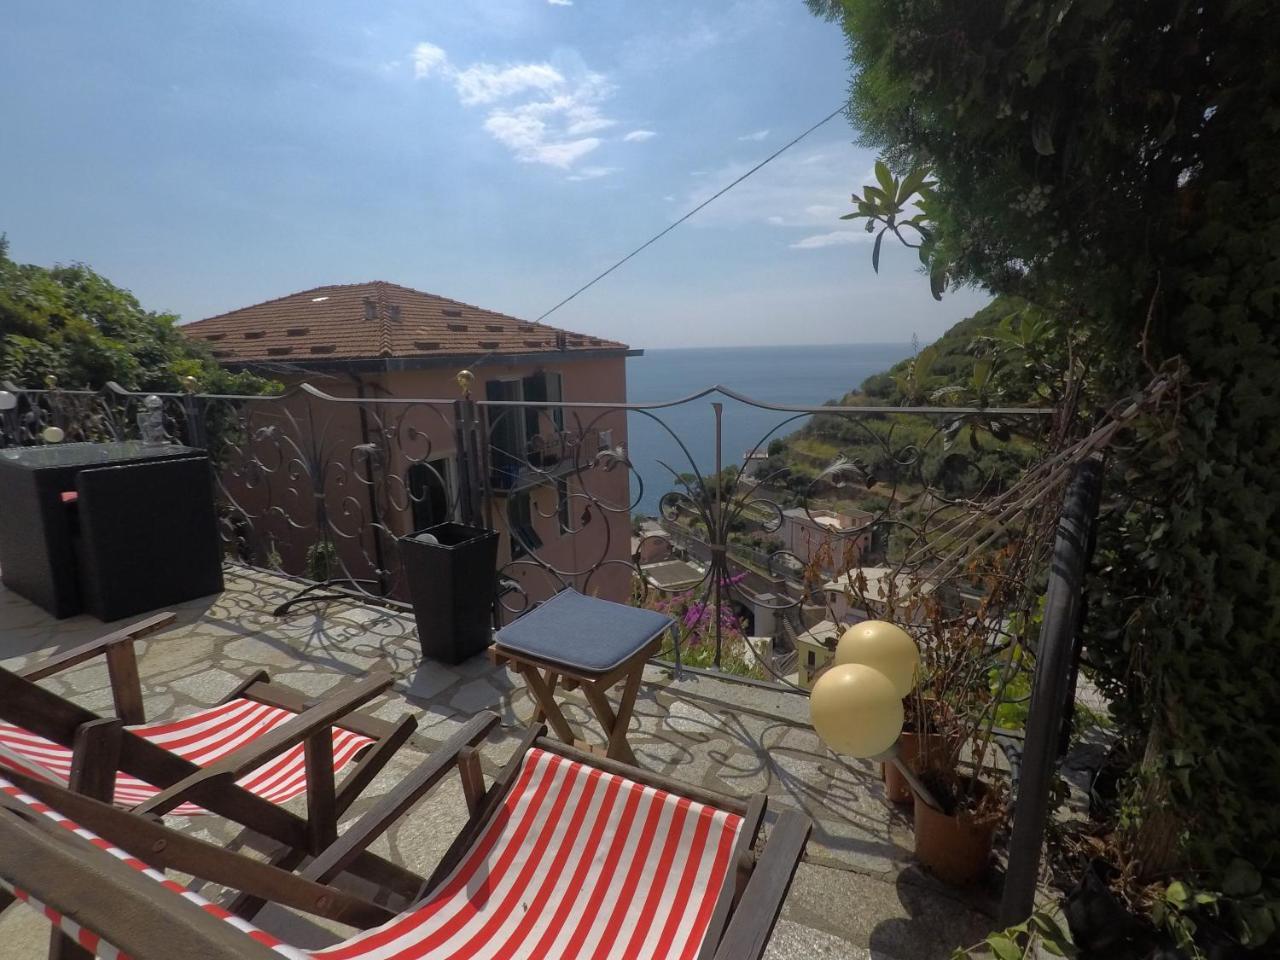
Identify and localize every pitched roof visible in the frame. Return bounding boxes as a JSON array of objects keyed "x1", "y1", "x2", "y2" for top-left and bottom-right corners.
[{"x1": 179, "y1": 281, "x2": 628, "y2": 365}]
